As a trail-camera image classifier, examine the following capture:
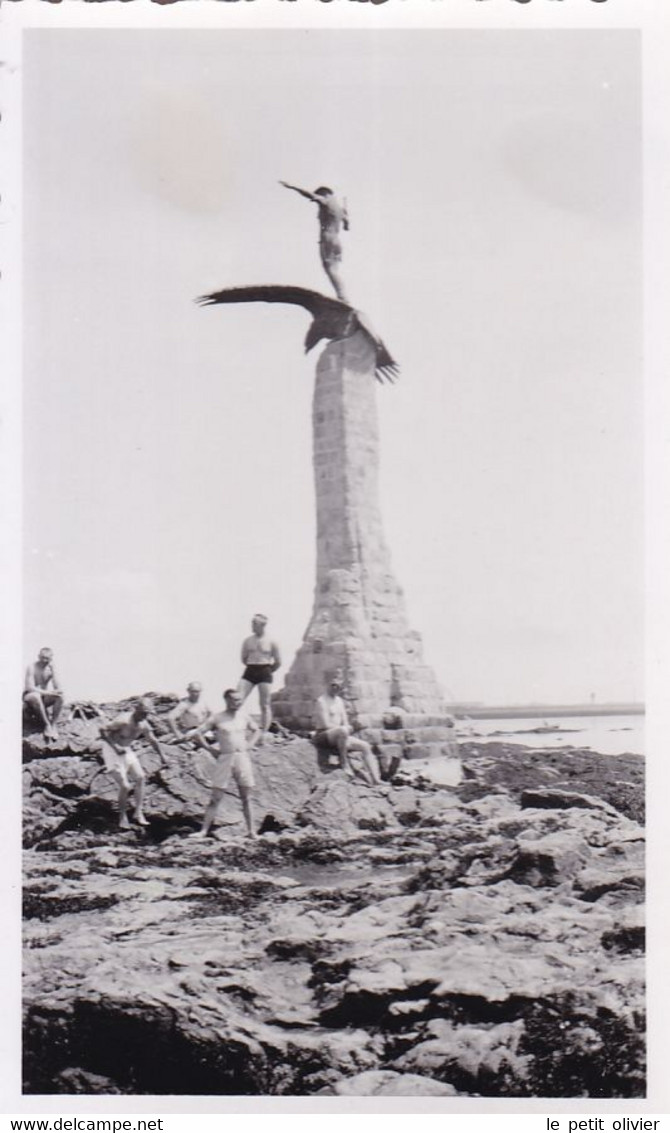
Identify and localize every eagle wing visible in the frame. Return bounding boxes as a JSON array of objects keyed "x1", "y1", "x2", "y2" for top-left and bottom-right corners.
[
  {"x1": 197, "y1": 285, "x2": 400, "y2": 383},
  {"x1": 196, "y1": 284, "x2": 349, "y2": 320}
]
